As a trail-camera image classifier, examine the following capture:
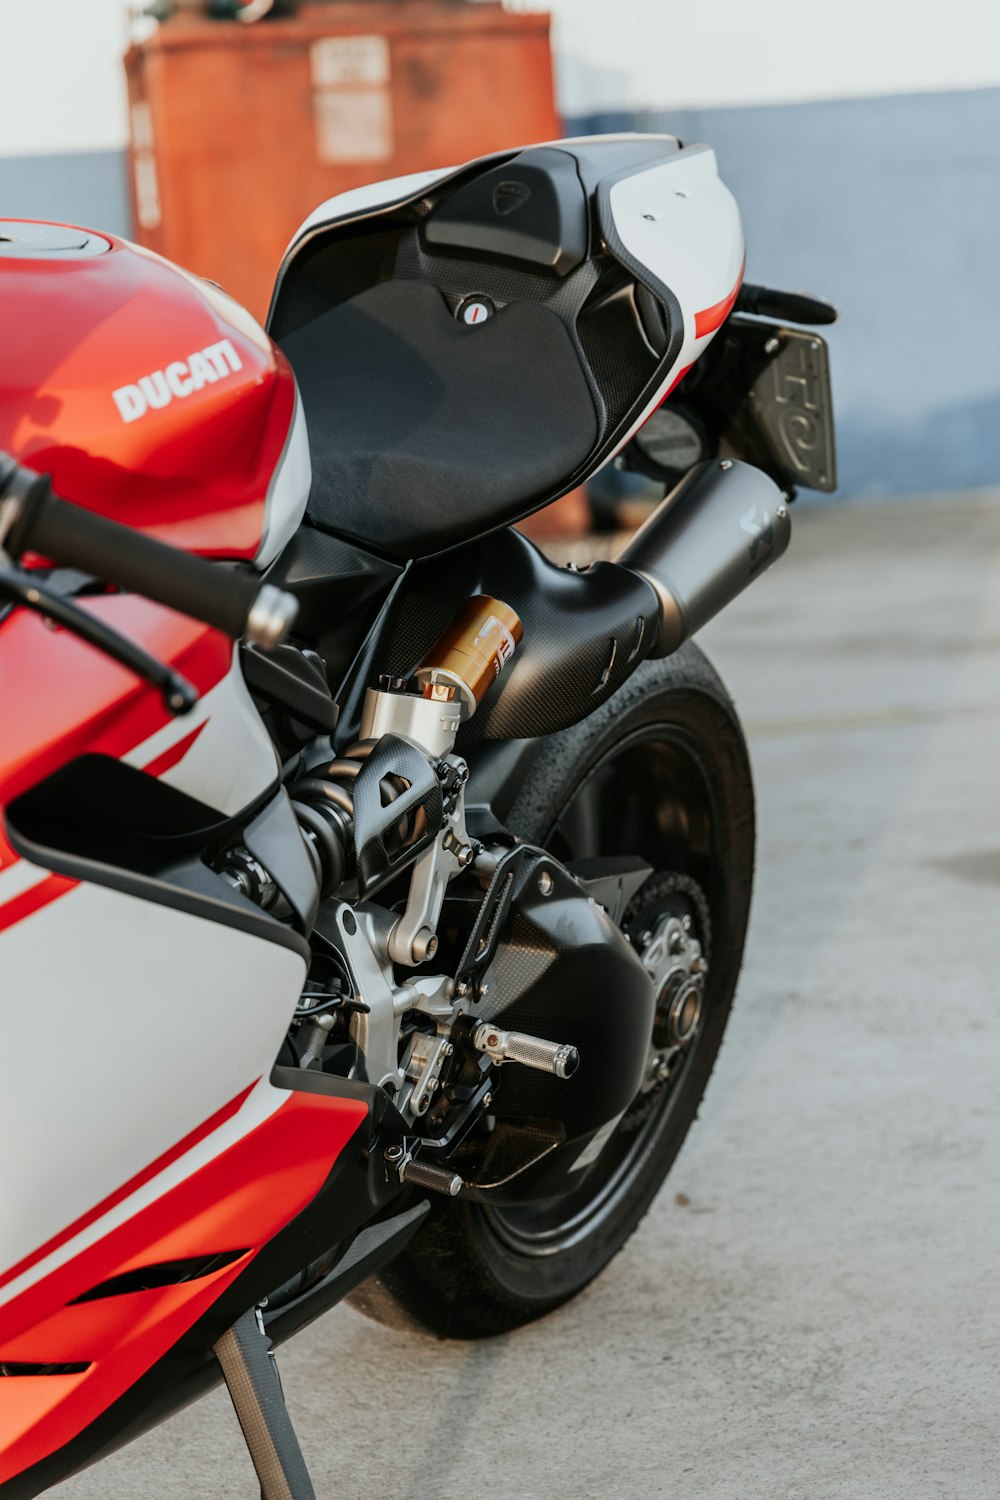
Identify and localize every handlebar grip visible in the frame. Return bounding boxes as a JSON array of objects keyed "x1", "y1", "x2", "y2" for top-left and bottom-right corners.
[
  {"x1": 0, "y1": 459, "x2": 297, "y2": 648},
  {"x1": 735, "y1": 283, "x2": 839, "y2": 326}
]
